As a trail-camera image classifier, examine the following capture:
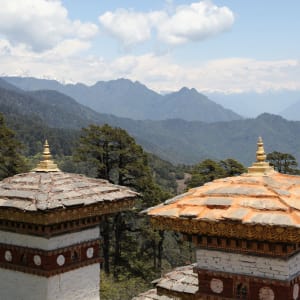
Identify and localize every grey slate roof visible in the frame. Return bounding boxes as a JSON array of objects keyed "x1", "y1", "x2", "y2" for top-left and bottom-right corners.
[
  {"x1": 0, "y1": 171, "x2": 137, "y2": 211},
  {"x1": 133, "y1": 265, "x2": 199, "y2": 300},
  {"x1": 132, "y1": 289, "x2": 173, "y2": 300}
]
